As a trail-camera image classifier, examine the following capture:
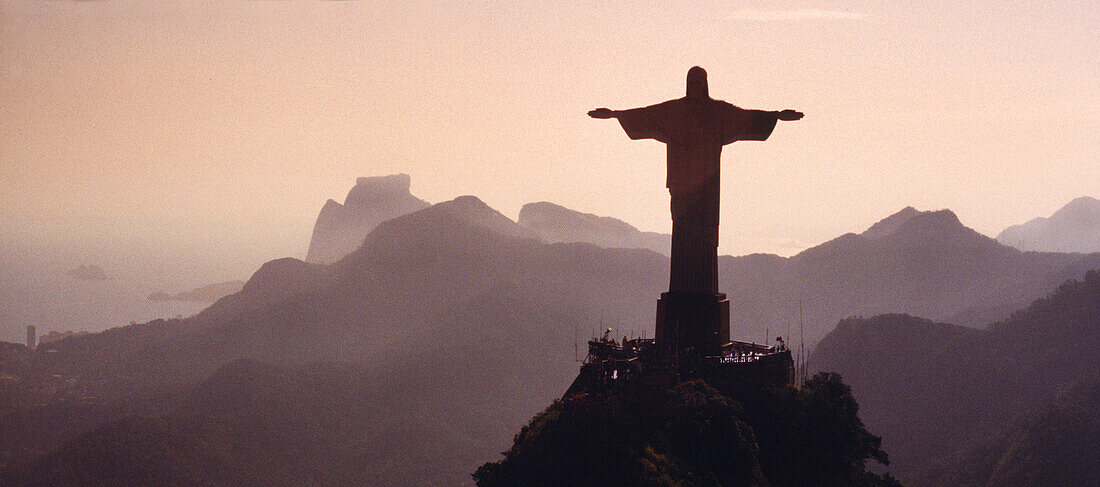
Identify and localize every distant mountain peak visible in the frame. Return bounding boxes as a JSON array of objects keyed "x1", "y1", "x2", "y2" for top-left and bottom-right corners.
[
  {"x1": 355, "y1": 173, "x2": 410, "y2": 188},
  {"x1": 346, "y1": 174, "x2": 415, "y2": 206},
  {"x1": 413, "y1": 195, "x2": 538, "y2": 240},
  {"x1": 319, "y1": 198, "x2": 341, "y2": 213},
  {"x1": 861, "y1": 206, "x2": 921, "y2": 239},
  {"x1": 884, "y1": 209, "x2": 1001, "y2": 249},
  {"x1": 861, "y1": 207, "x2": 970, "y2": 240},
  {"x1": 802, "y1": 206, "x2": 1000, "y2": 262},
  {"x1": 437, "y1": 194, "x2": 492, "y2": 212},
  {"x1": 1051, "y1": 196, "x2": 1100, "y2": 223},
  {"x1": 997, "y1": 196, "x2": 1100, "y2": 253},
  {"x1": 903, "y1": 208, "x2": 964, "y2": 230},
  {"x1": 1064, "y1": 195, "x2": 1100, "y2": 207},
  {"x1": 305, "y1": 175, "x2": 430, "y2": 264},
  {"x1": 338, "y1": 195, "x2": 547, "y2": 277},
  {"x1": 518, "y1": 201, "x2": 671, "y2": 255},
  {"x1": 520, "y1": 202, "x2": 637, "y2": 234}
]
